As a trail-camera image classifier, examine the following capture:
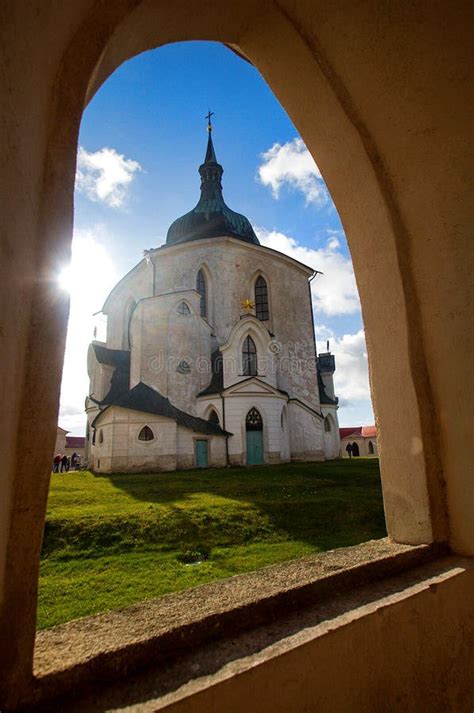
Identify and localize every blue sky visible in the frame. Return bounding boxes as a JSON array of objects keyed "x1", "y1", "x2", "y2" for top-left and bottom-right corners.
[{"x1": 60, "y1": 41, "x2": 374, "y2": 434}]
